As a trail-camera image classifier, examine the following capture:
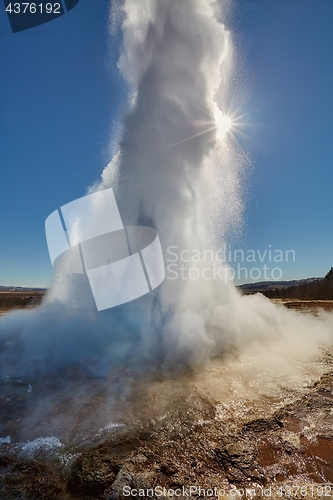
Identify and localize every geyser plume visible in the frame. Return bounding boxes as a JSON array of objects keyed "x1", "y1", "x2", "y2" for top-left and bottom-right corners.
[
  {"x1": 104, "y1": 0, "x2": 242, "y2": 251},
  {"x1": 96, "y1": 0, "x2": 332, "y2": 367},
  {"x1": 1, "y1": 0, "x2": 332, "y2": 386},
  {"x1": 97, "y1": 0, "x2": 245, "y2": 365}
]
